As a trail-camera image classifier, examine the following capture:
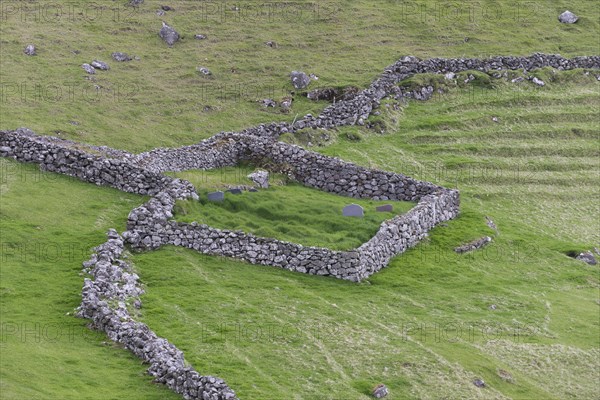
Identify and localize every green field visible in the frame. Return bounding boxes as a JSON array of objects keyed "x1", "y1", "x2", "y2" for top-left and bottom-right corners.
[
  {"x1": 1, "y1": 0, "x2": 599, "y2": 399},
  {"x1": 169, "y1": 168, "x2": 415, "y2": 250}
]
